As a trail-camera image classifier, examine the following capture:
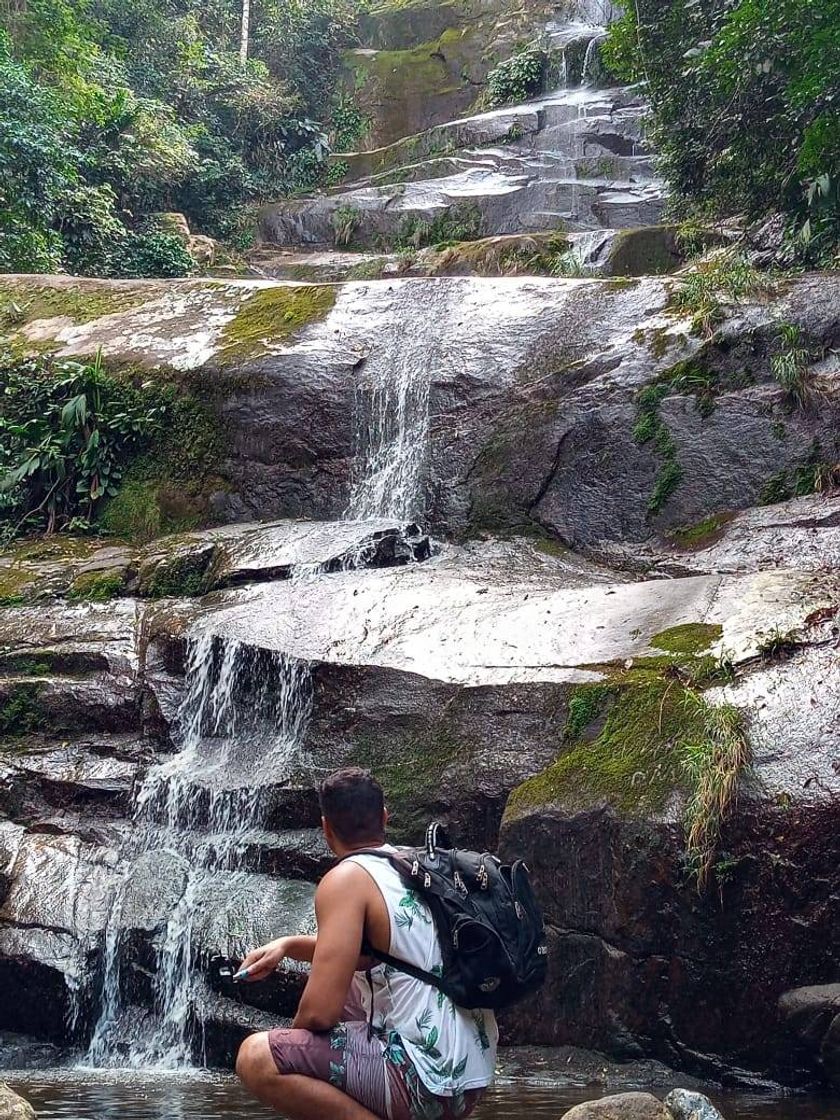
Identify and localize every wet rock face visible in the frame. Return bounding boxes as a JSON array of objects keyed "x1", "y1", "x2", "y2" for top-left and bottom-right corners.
[
  {"x1": 778, "y1": 985, "x2": 840, "y2": 1088},
  {"x1": 3, "y1": 273, "x2": 838, "y2": 551}
]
